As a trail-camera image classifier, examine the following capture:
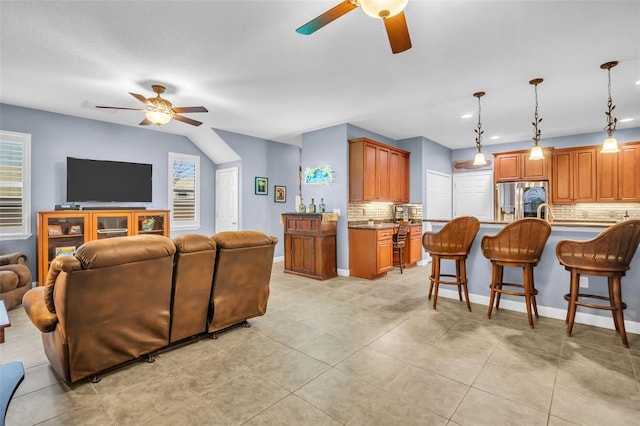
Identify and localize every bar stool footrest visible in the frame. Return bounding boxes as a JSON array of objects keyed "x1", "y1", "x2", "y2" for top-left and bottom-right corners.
[{"x1": 563, "y1": 293, "x2": 627, "y2": 311}]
